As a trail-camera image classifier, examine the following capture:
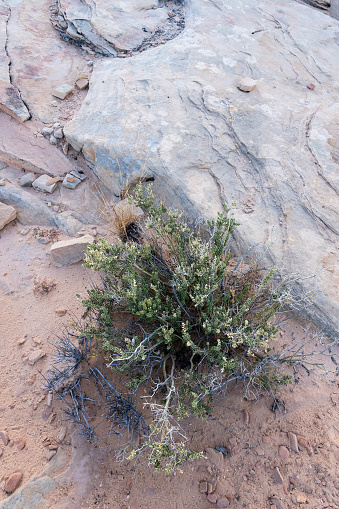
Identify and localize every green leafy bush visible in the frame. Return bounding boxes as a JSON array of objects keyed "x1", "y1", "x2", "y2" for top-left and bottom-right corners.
[{"x1": 79, "y1": 185, "x2": 295, "y2": 472}]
